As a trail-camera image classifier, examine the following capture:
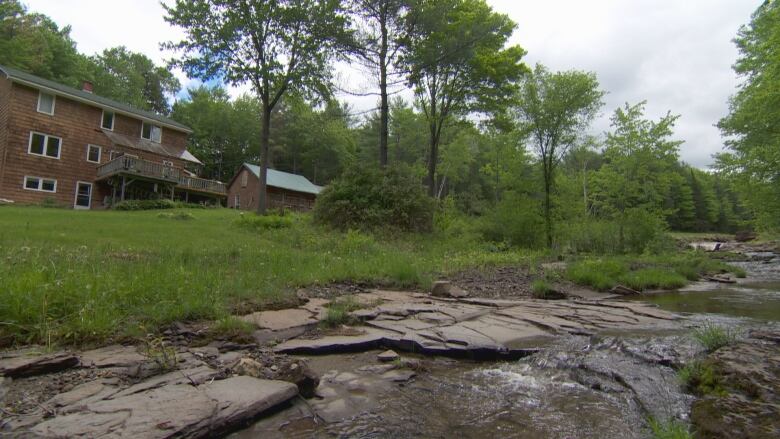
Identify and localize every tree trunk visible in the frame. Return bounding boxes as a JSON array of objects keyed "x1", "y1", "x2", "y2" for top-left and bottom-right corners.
[
  {"x1": 257, "y1": 99, "x2": 271, "y2": 215},
  {"x1": 427, "y1": 125, "x2": 438, "y2": 197},
  {"x1": 378, "y1": 4, "x2": 389, "y2": 168},
  {"x1": 543, "y1": 164, "x2": 553, "y2": 248}
]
